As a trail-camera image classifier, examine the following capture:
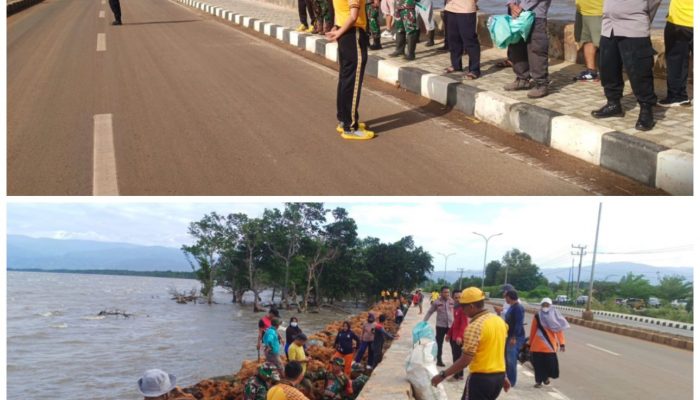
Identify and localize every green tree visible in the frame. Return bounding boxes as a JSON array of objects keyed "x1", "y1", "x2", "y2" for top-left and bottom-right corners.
[
  {"x1": 617, "y1": 272, "x2": 654, "y2": 300},
  {"x1": 484, "y1": 261, "x2": 502, "y2": 286},
  {"x1": 499, "y1": 249, "x2": 546, "y2": 291},
  {"x1": 655, "y1": 275, "x2": 692, "y2": 303},
  {"x1": 181, "y1": 212, "x2": 227, "y2": 304}
]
